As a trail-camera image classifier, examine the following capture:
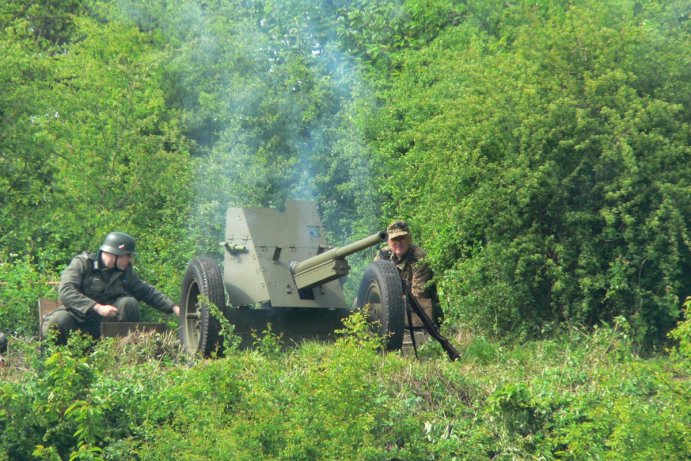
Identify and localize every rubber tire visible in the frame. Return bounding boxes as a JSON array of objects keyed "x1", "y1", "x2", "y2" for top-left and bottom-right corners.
[
  {"x1": 179, "y1": 256, "x2": 225, "y2": 357},
  {"x1": 356, "y1": 260, "x2": 405, "y2": 350}
]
